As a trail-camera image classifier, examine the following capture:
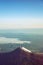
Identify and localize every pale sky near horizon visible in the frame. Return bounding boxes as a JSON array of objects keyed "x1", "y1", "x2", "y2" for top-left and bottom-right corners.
[{"x1": 0, "y1": 0, "x2": 43, "y2": 29}]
